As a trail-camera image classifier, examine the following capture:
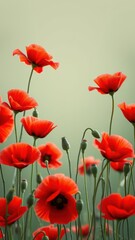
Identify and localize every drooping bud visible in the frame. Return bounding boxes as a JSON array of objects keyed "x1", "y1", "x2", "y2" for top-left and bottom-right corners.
[
  {"x1": 91, "y1": 129, "x2": 100, "y2": 138},
  {"x1": 21, "y1": 179, "x2": 28, "y2": 193},
  {"x1": 36, "y1": 173, "x2": 43, "y2": 184},
  {"x1": 27, "y1": 192, "x2": 34, "y2": 208},
  {"x1": 32, "y1": 108, "x2": 39, "y2": 118},
  {"x1": 91, "y1": 164, "x2": 98, "y2": 177},
  {"x1": 80, "y1": 139, "x2": 87, "y2": 153},
  {"x1": 6, "y1": 187, "x2": 15, "y2": 204},
  {"x1": 61, "y1": 137, "x2": 70, "y2": 151},
  {"x1": 123, "y1": 163, "x2": 131, "y2": 176},
  {"x1": 76, "y1": 198, "x2": 84, "y2": 215}
]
